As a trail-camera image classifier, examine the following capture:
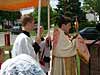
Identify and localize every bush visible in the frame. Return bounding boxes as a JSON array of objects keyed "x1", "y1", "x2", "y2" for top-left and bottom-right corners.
[
  {"x1": 69, "y1": 20, "x2": 96, "y2": 33},
  {"x1": 0, "y1": 29, "x2": 8, "y2": 32},
  {"x1": 79, "y1": 21, "x2": 96, "y2": 30}
]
